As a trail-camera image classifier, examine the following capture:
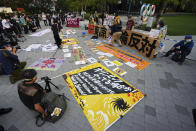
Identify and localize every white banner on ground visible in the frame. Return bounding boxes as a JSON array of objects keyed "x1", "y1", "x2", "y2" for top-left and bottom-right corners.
[{"x1": 29, "y1": 29, "x2": 51, "y2": 37}]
